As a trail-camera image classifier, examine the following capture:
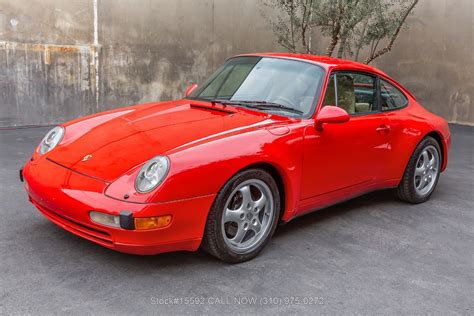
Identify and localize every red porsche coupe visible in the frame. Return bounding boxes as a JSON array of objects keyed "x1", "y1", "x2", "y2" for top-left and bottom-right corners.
[{"x1": 21, "y1": 54, "x2": 451, "y2": 262}]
